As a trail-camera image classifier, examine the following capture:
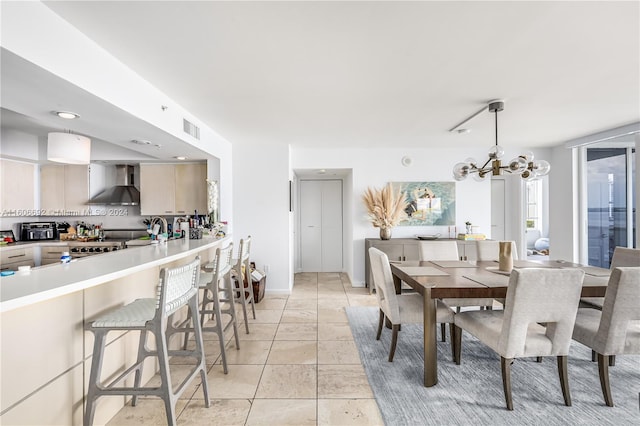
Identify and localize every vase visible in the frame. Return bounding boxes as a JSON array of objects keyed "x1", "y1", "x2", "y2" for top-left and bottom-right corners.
[
  {"x1": 380, "y1": 228, "x2": 392, "y2": 240},
  {"x1": 466, "y1": 224, "x2": 472, "y2": 234},
  {"x1": 498, "y1": 241, "x2": 513, "y2": 272}
]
